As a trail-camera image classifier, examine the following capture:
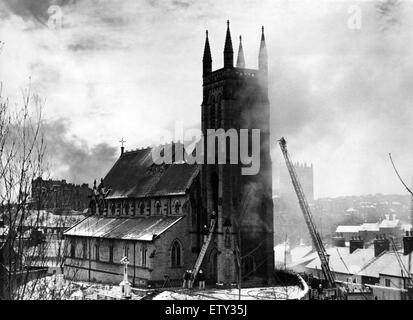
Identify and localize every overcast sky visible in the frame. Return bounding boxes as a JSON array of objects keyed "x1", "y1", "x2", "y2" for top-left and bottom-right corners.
[{"x1": 1, "y1": 0, "x2": 413, "y2": 198}]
